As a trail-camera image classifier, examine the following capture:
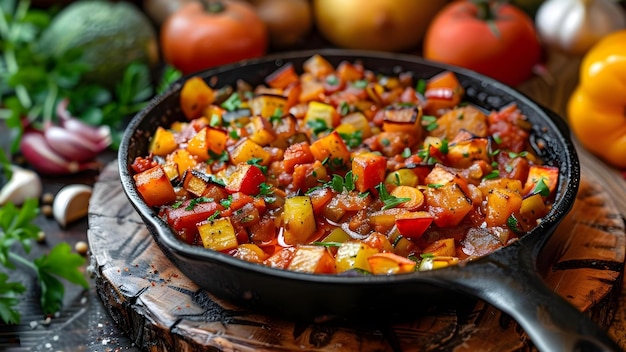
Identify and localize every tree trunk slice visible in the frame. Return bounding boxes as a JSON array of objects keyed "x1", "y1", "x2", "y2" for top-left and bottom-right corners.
[{"x1": 87, "y1": 161, "x2": 625, "y2": 351}]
